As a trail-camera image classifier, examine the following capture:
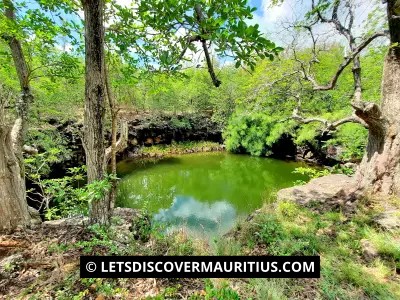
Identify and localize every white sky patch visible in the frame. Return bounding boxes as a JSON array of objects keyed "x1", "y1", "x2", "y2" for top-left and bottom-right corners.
[
  {"x1": 176, "y1": 27, "x2": 187, "y2": 38},
  {"x1": 77, "y1": 9, "x2": 84, "y2": 20},
  {"x1": 250, "y1": 0, "x2": 385, "y2": 47},
  {"x1": 261, "y1": 0, "x2": 293, "y2": 23},
  {"x1": 248, "y1": 0, "x2": 299, "y2": 36},
  {"x1": 26, "y1": 33, "x2": 36, "y2": 42},
  {"x1": 154, "y1": 196, "x2": 236, "y2": 227},
  {"x1": 115, "y1": 0, "x2": 134, "y2": 7},
  {"x1": 56, "y1": 42, "x2": 73, "y2": 52},
  {"x1": 180, "y1": 42, "x2": 225, "y2": 71}
]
